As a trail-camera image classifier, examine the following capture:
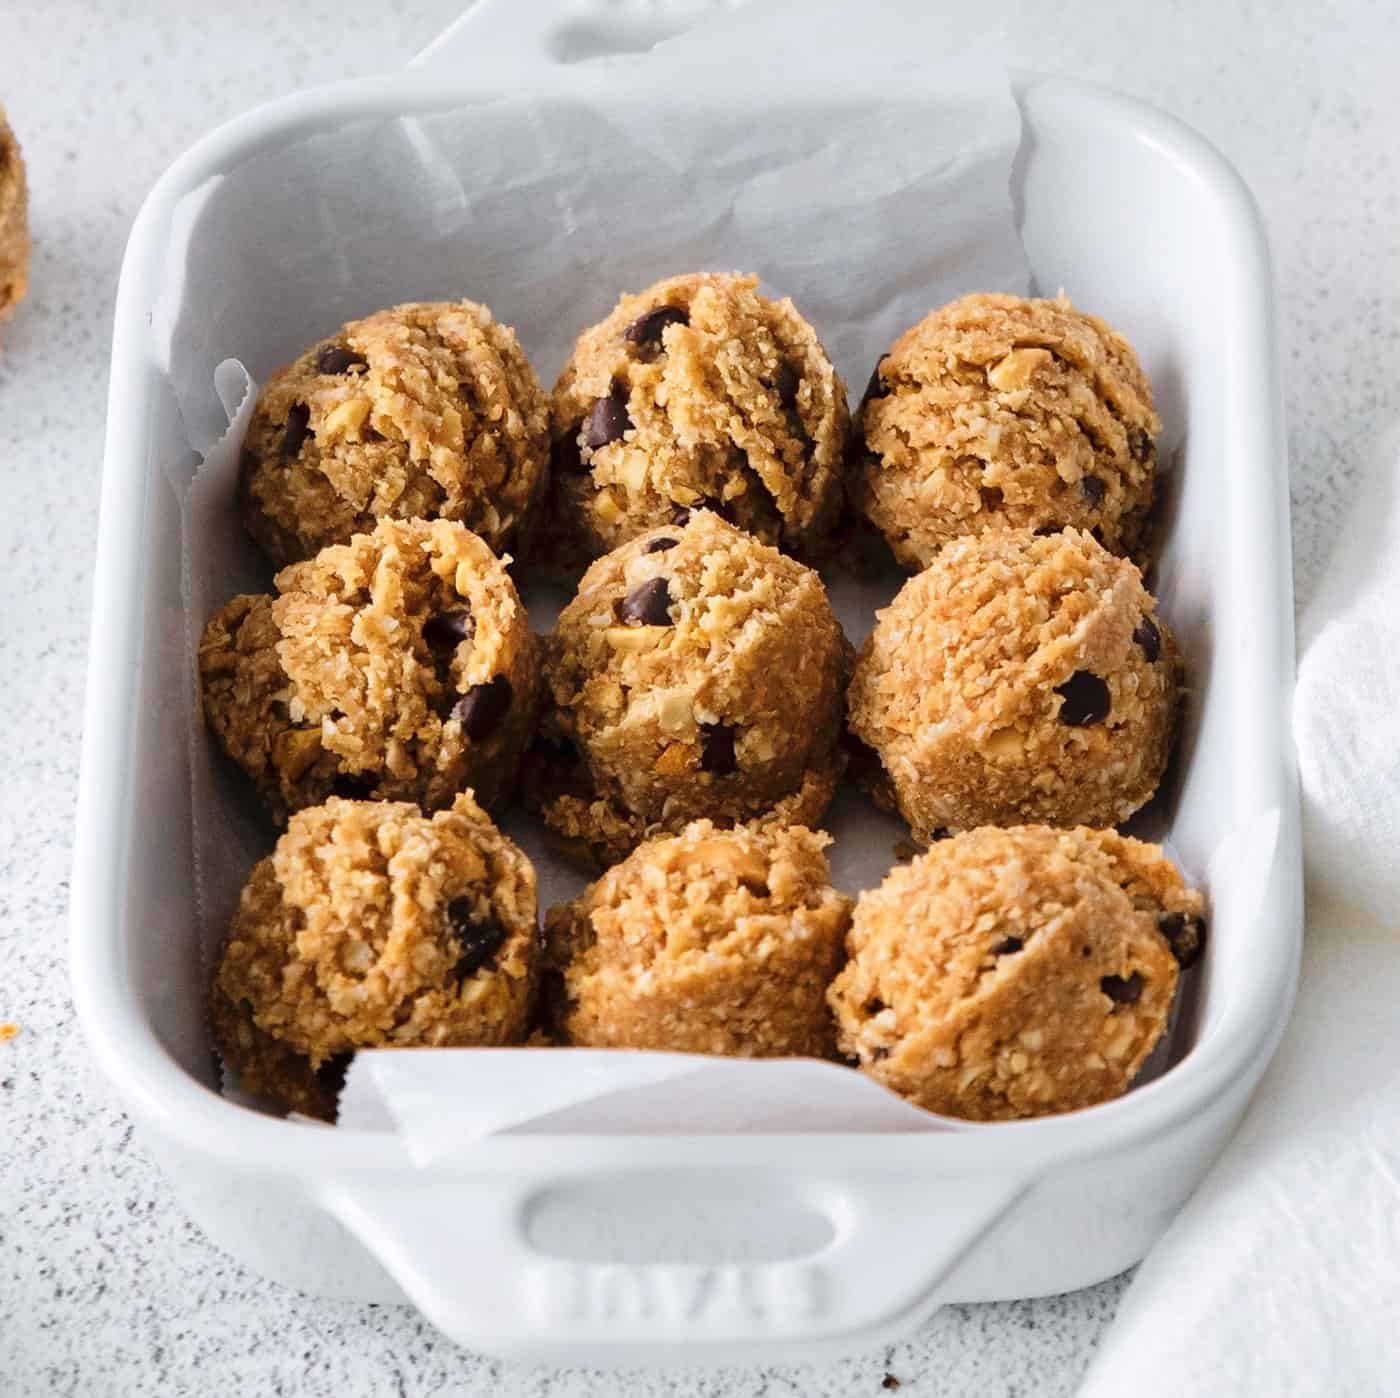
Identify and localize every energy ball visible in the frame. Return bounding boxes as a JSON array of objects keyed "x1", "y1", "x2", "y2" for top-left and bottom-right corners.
[
  {"x1": 211, "y1": 794, "x2": 537, "y2": 1119},
  {"x1": 544, "y1": 820, "x2": 851, "y2": 1057},
  {"x1": 848, "y1": 527, "x2": 1177, "y2": 839},
  {"x1": 853, "y1": 293, "x2": 1161, "y2": 570},
  {"x1": 0, "y1": 105, "x2": 29, "y2": 326},
  {"x1": 533, "y1": 509, "x2": 849, "y2": 865},
  {"x1": 829, "y1": 826, "x2": 1204, "y2": 1121},
  {"x1": 548, "y1": 272, "x2": 849, "y2": 563},
  {"x1": 200, "y1": 517, "x2": 539, "y2": 821},
  {"x1": 241, "y1": 300, "x2": 549, "y2": 565}
]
